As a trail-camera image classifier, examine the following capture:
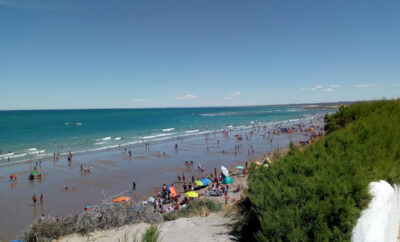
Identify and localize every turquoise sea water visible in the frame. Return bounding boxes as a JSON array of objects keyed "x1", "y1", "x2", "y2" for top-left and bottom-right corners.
[{"x1": 0, "y1": 106, "x2": 332, "y2": 164}]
